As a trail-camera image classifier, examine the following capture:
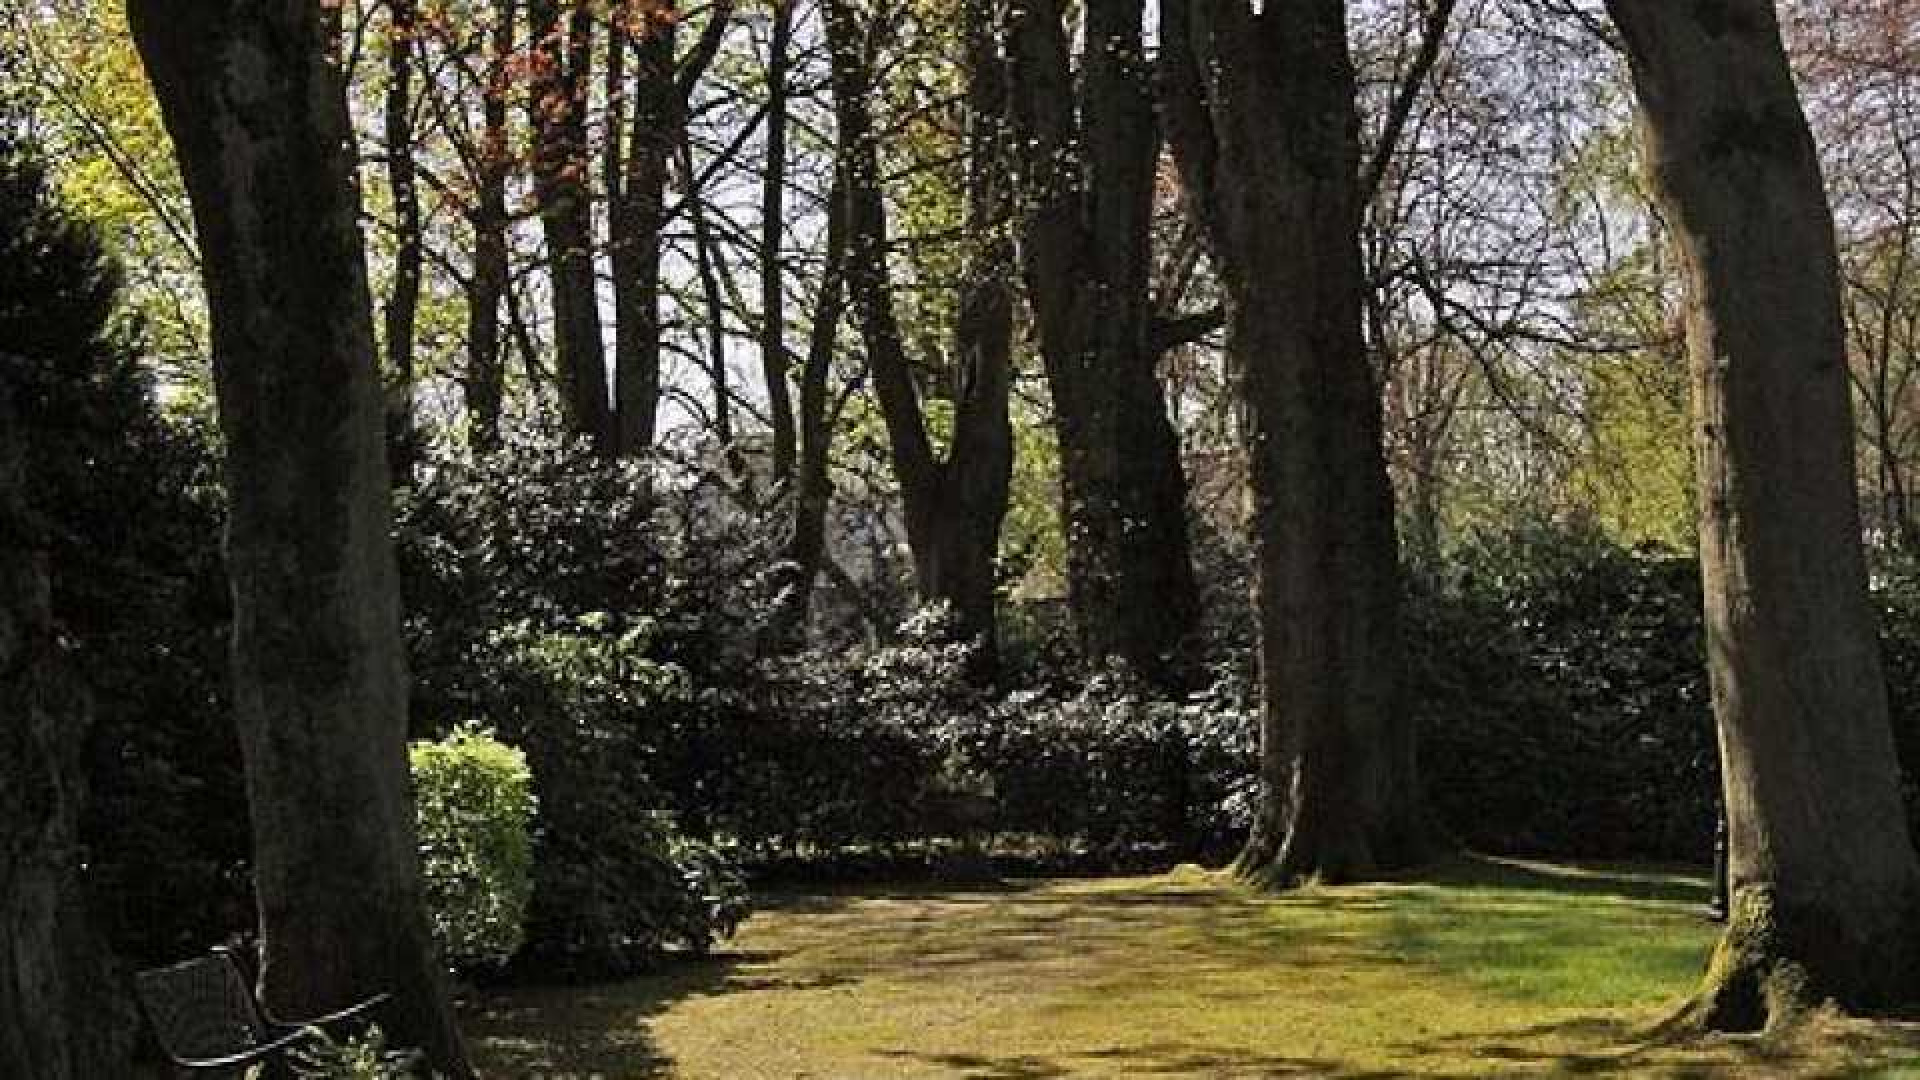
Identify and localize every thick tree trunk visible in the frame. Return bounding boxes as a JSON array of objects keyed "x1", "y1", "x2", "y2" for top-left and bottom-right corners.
[
  {"x1": 384, "y1": 0, "x2": 423, "y2": 482},
  {"x1": 932, "y1": 0, "x2": 1017, "y2": 677},
  {"x1": 1163, "y1": 0, "x2": 1429, "y2": 884},
  {"x1": 124, "y1": 4, "x2": 472, "y2": 1072},
  {"x1": 529, "y1": 0, "x2": 612, "y2": 454},
  {"x1": 0, "y1": 383, "x2": 134, "y2": 1080},
  {"x1": 1607, "y1": 0, "x2": 1920, "y2": 1029},
  {"x1": 1005, "y1": 0, "x2": 1198, "y2": 689},
  {"x1": 825, "y1": 0, "x2": 1014, "y2": 675},
  {"x1": 464, "y1": 0, "x2": 515, "y2": 455}
]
